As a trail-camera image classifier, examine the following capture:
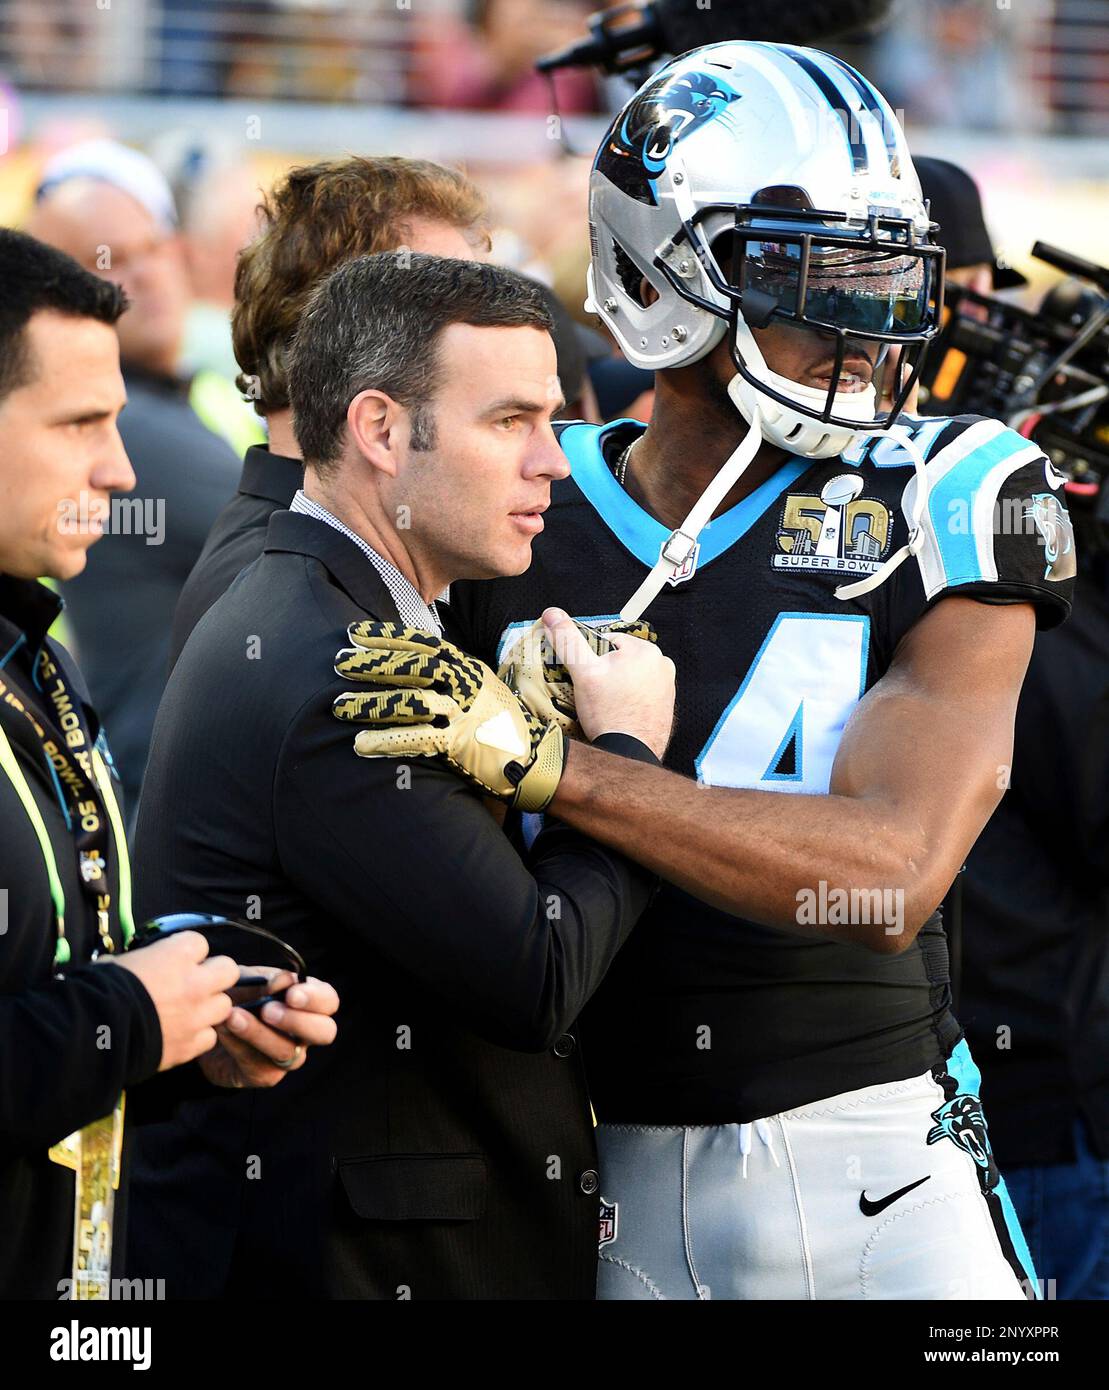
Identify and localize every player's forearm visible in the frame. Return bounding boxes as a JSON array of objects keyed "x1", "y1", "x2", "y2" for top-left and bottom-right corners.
[{"x1": 553, "y1": 741, "x2": 938, "y2": 950}]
